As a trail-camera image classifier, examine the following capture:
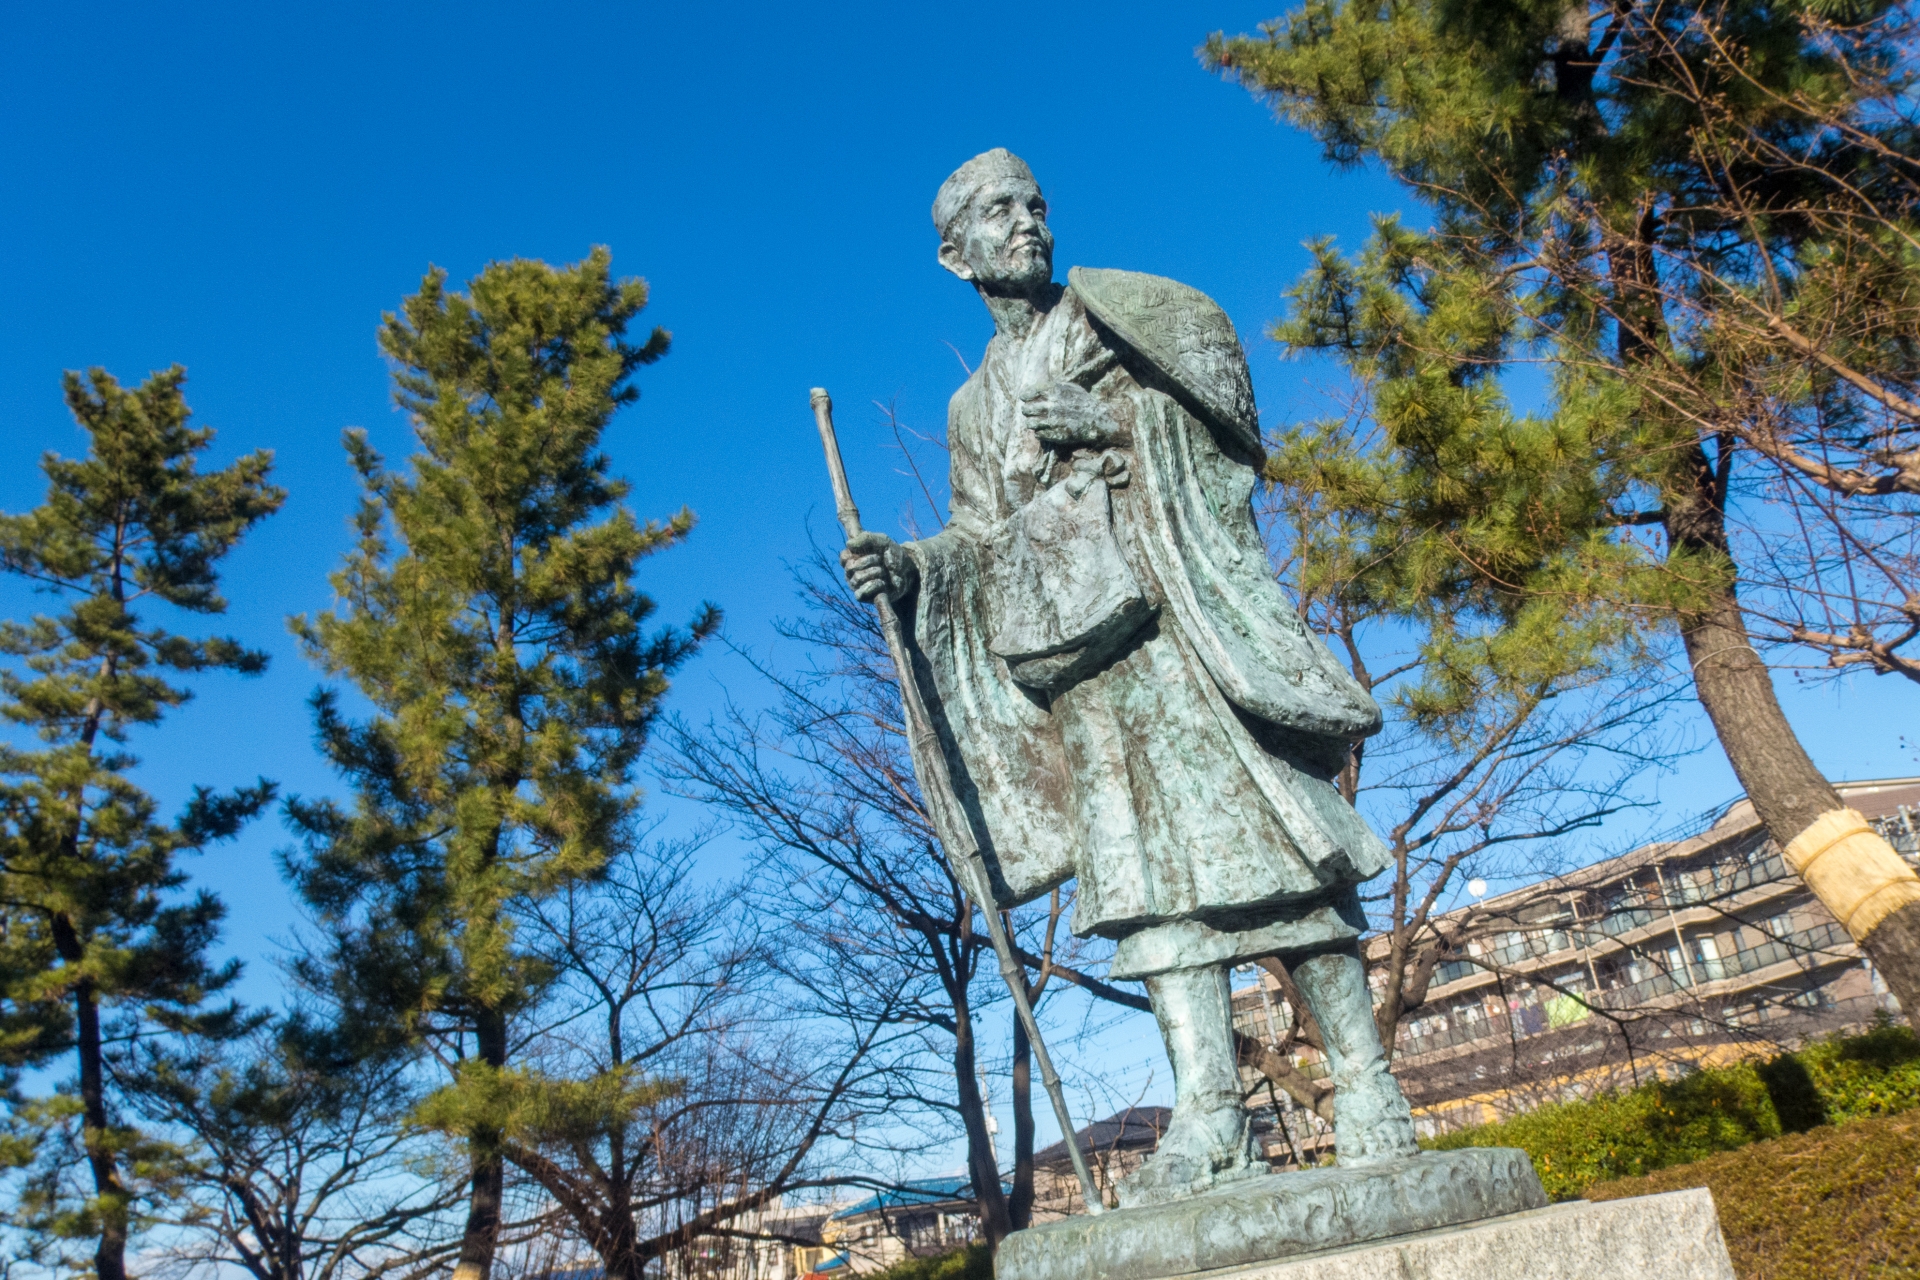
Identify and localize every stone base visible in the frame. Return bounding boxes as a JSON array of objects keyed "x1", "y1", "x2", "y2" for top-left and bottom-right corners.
[
  {"x1": 996, "y1": 1148, "x2": 1547, "y2": 1280},
  {"x1": 1173, "y1": 1190, "x2": 1737, "y2": 1280}
]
